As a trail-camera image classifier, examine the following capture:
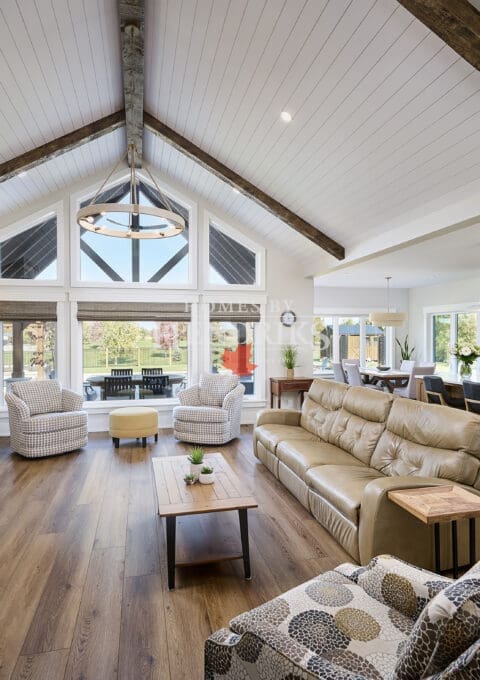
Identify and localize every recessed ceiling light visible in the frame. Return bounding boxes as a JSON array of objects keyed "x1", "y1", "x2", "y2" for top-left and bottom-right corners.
[
  {"x1": 280, "y1": 111, "x2": 292, "y2": 123},
  {"x1": 232, "y1": 187, "x2": 240, "y2": 194}
]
